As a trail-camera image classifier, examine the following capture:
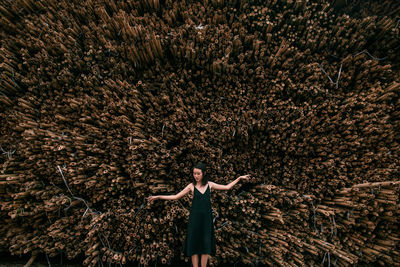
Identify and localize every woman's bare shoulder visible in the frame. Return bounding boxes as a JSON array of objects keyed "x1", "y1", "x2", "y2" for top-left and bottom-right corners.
[{"x1": 188, "y1": 183, "x2": 194, "y2": 192}]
